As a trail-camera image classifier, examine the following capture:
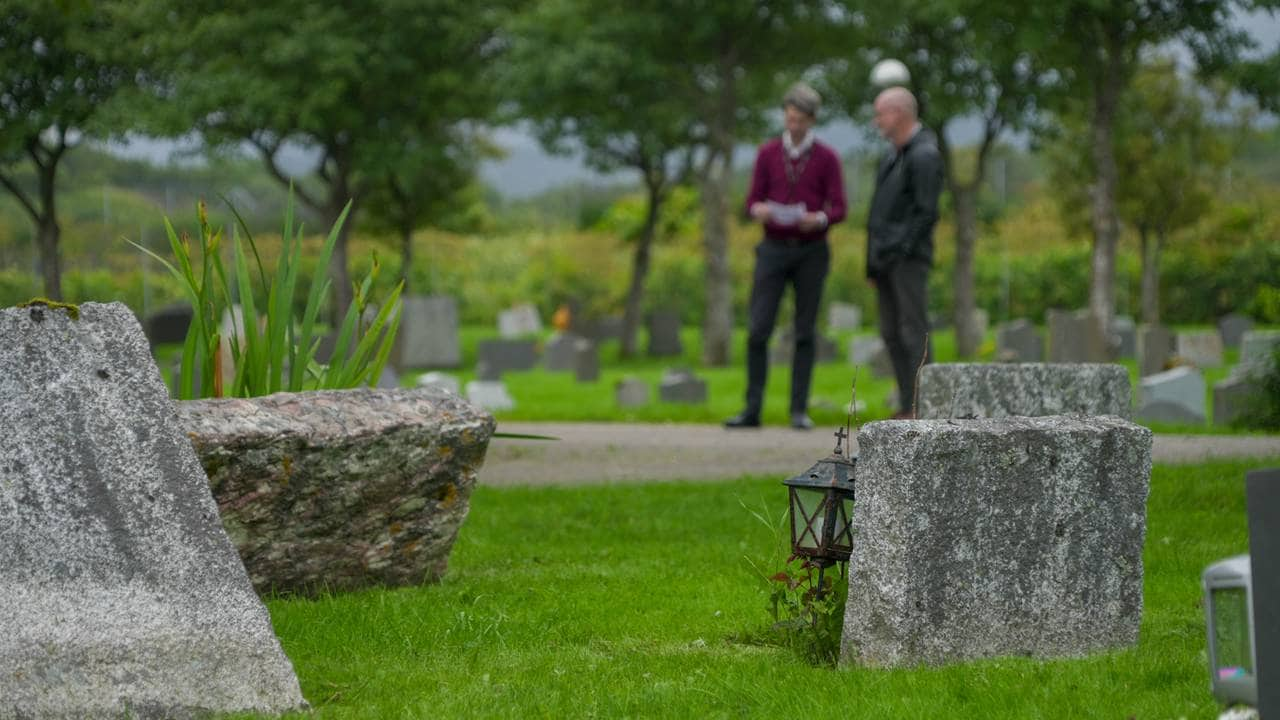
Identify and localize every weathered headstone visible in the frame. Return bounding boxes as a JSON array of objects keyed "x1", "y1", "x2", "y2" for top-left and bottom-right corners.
[
  {"x1": 994, "y1": 319, "x2": 1043, "y2": 362},
  {"x1": 1112, "y1": 315, "x2": 1137, "y2": 359},
  {"x1": 841, "y1": 416, "x2": 1151, "y2": 668},
  {"x1": 180, "y1": 387, "x2": 495, "y2": 595},
  {"x1": 498, "y1": 303, "x2": 543, "y2": 338},
  {"x1": 1047, "y1": 309, "x2": 1109, "y2": 362},
  {"x1": 1241, "y1": 330, "x2": 1280, "y2": 369},
  {"x1": 1138, "y1": 324, "x2": 1175, "y2": 377},
  {"x1": 1218, "y1": 313, "x2": 1254, "y2": 349},
  {"x1": 466, "y1": 379, "x2": 515, "y2": 411},
  {"x1": 395, "y1": 295, "x2": 461, "y2": 369},
  {"x1": 827, "y1": 302, "x2": 862, "y2": 332},
  {"x1": 1213, "y1": 372, "x2": 1262, "y2": 427},
  {"x1": 647, "y1": 309, "x2": 684, "y2": 357},
  {"x1": 1175, "y1": 330, "x2": 1224, "y2": 368},
  {"x1": 475, "y1": 338, "x2": 539, "y2": 380},
  {"x1": 1137, "y1": 365, "x2": 1206, "y2": 424},
  {"x1": 143, "y1": 302, "x2": 193, "y2": 346},
  {"x1": 615, "y1": 377, "x2": 649, "y2": 407},
  {"x1": 544, "y1": 332, "x2": 585, "y2": 371},
  {"x1": 770, "y1": 328, "x2": 839, "y2": 365},
  {"x1": 0, "y1": 301, "x2": 306, "y2": 717},
  {"x1": 577, "y1": 314, "x2": 624, "y2": 342},
  {"x1": 417, "y1": 371, "x2": 461, "y2": 395},
  {"x1": 658, "y1": 367, "x2": 707, "y2": 403},
  {"x1": 917, "y1": 363, "x2": 1131, "y2": 420},
  {"x1": 849, "y1": 336, "x2": 894, "y2": 378},
  {"x1": 574, "y1": 338, "x2": 599, "y2": 382}
]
